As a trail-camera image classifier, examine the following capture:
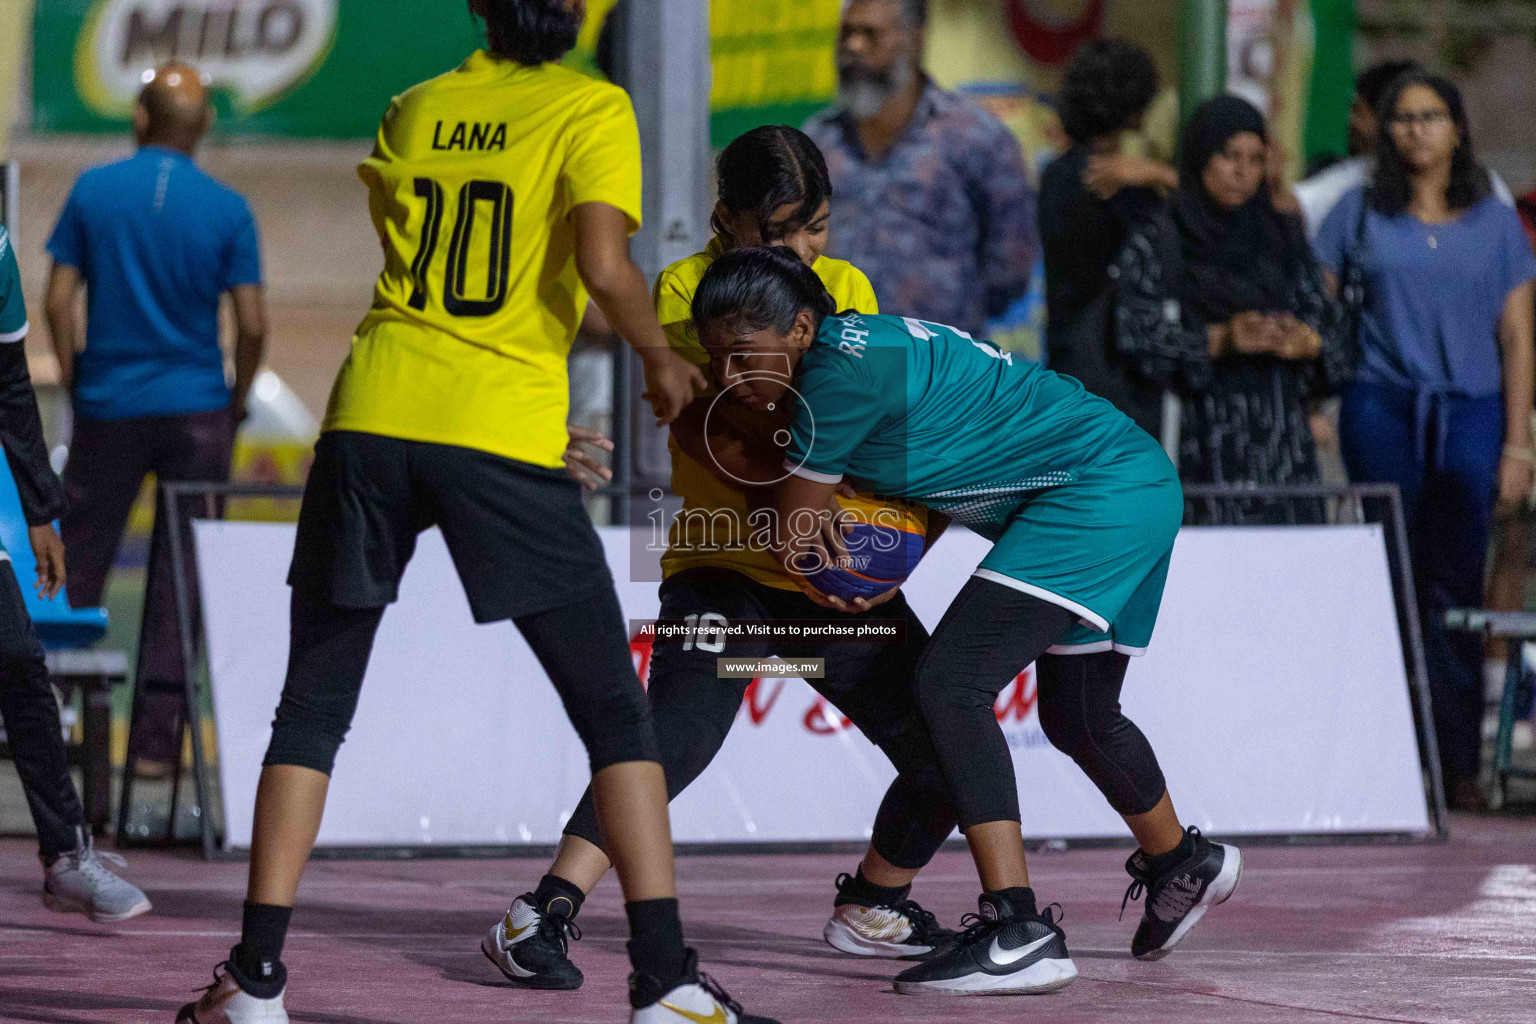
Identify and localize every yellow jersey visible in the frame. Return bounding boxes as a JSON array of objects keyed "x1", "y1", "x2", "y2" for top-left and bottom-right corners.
[
  {"x1": 325, "y1": 51, "x2": 642, "y2": 468},
  {"x1": 656, "y1": 237, "x2": 879, "y2": 589}
]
